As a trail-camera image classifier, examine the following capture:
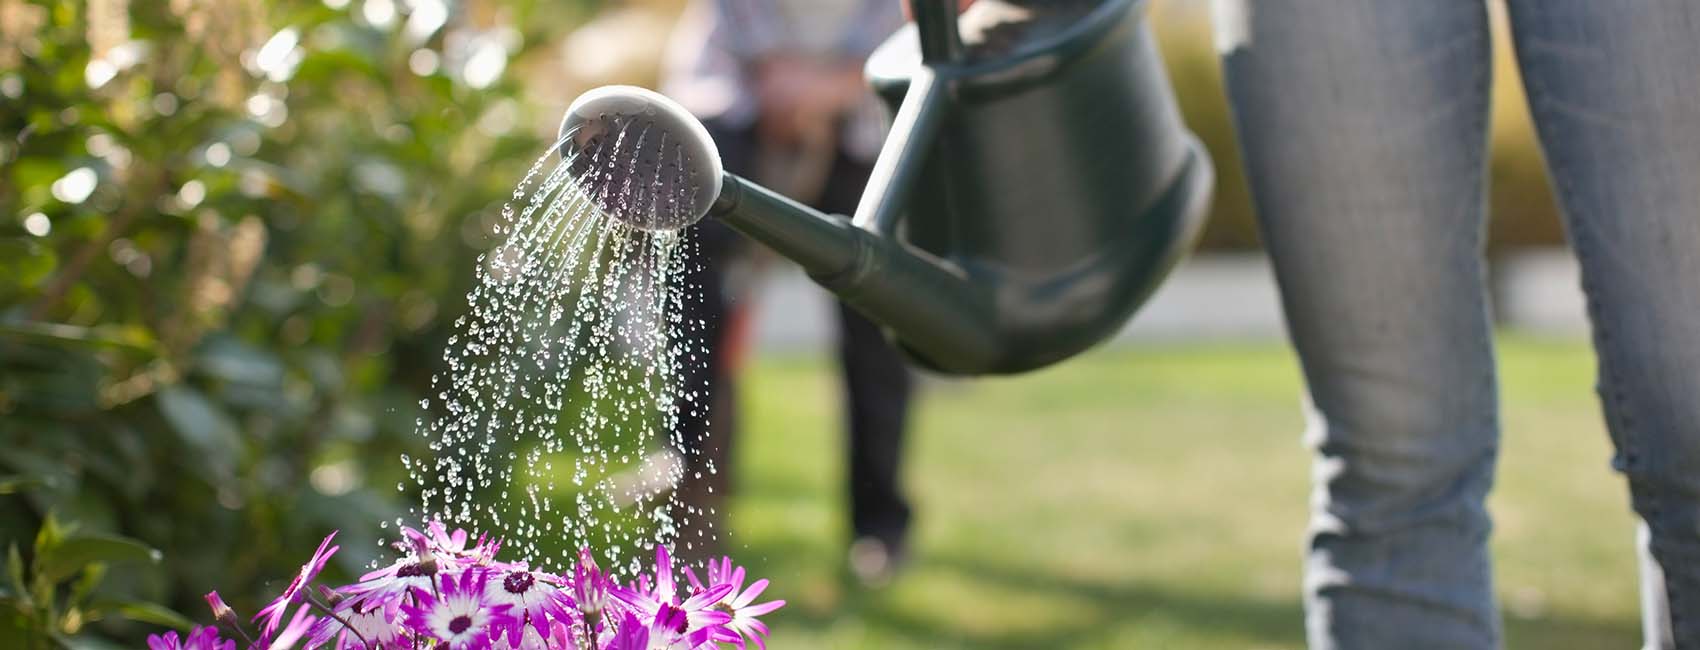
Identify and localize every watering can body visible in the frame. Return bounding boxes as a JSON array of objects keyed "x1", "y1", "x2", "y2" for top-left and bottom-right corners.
[{"x1": 856, "y1": 0, "x2": 1212, "y2": 373}]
